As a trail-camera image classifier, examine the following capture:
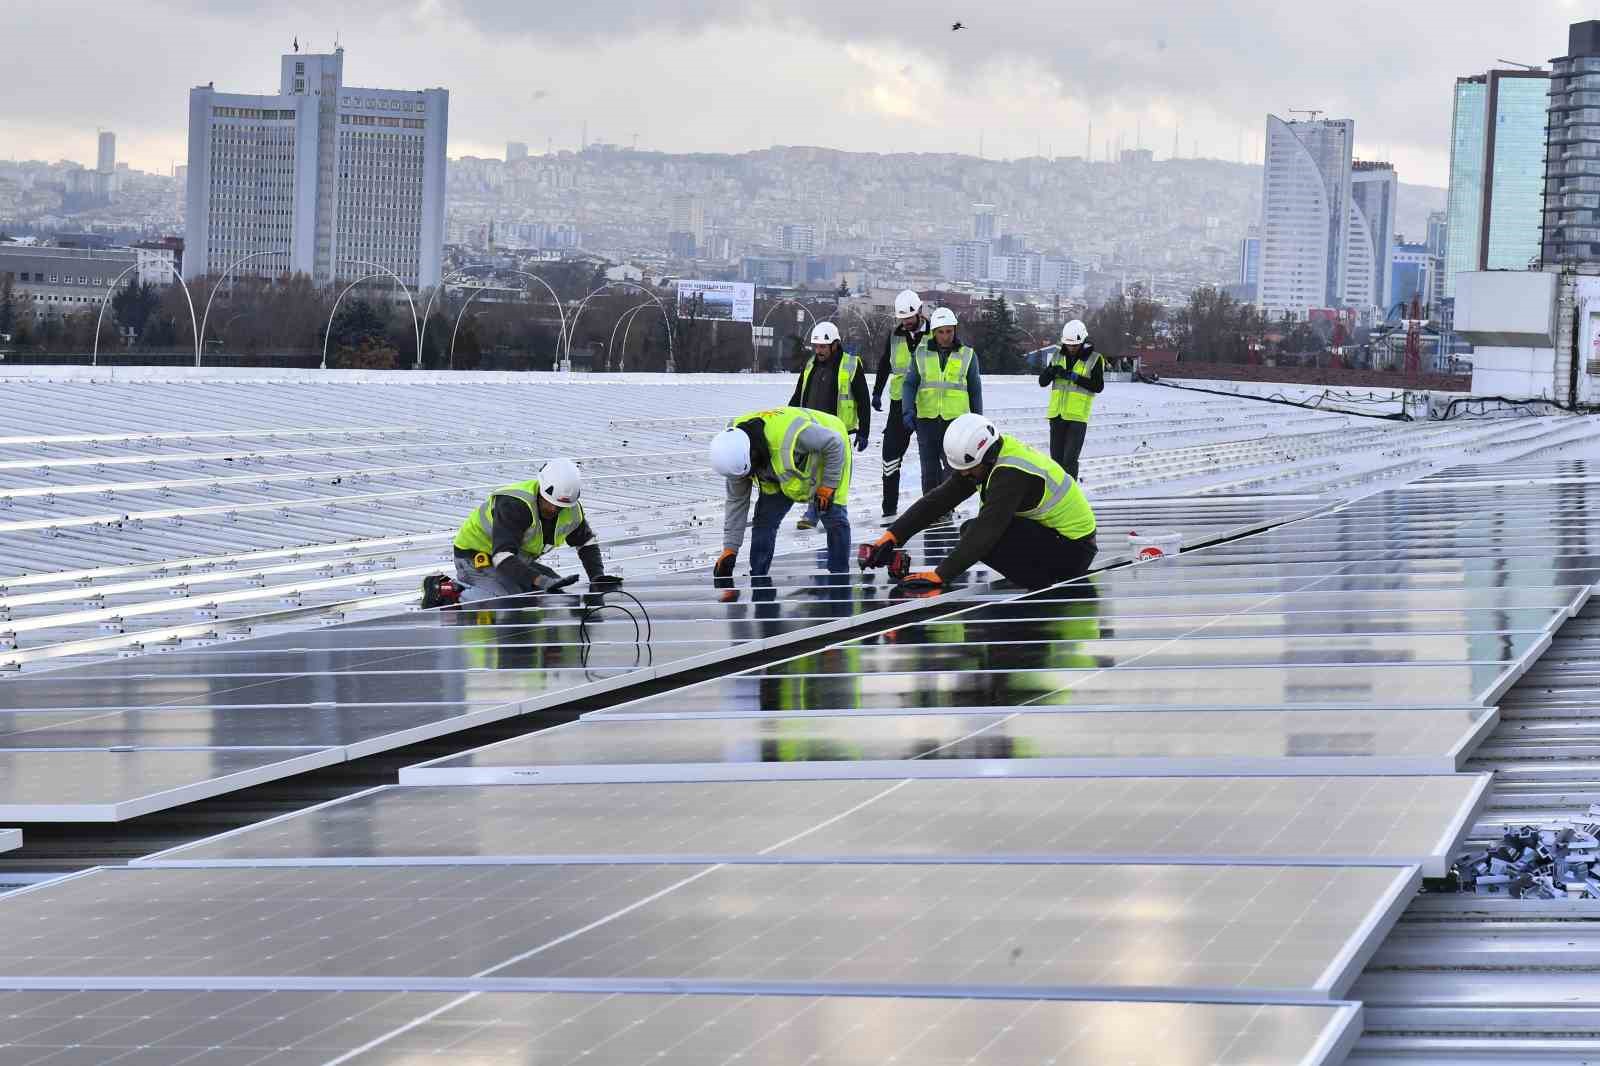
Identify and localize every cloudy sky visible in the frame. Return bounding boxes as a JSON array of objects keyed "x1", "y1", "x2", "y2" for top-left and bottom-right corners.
[{"x1": 1, "y1": 0, "x2": 1587, "y2": 186}]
